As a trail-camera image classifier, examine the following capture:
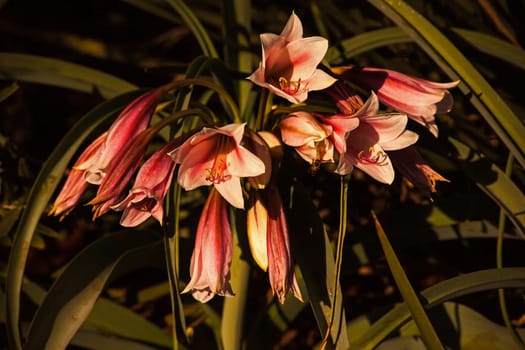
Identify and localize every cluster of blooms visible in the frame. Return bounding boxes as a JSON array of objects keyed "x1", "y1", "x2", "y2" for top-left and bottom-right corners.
[{"x1": 49, "y1": 13, "x2": 458, "y2": 303}]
